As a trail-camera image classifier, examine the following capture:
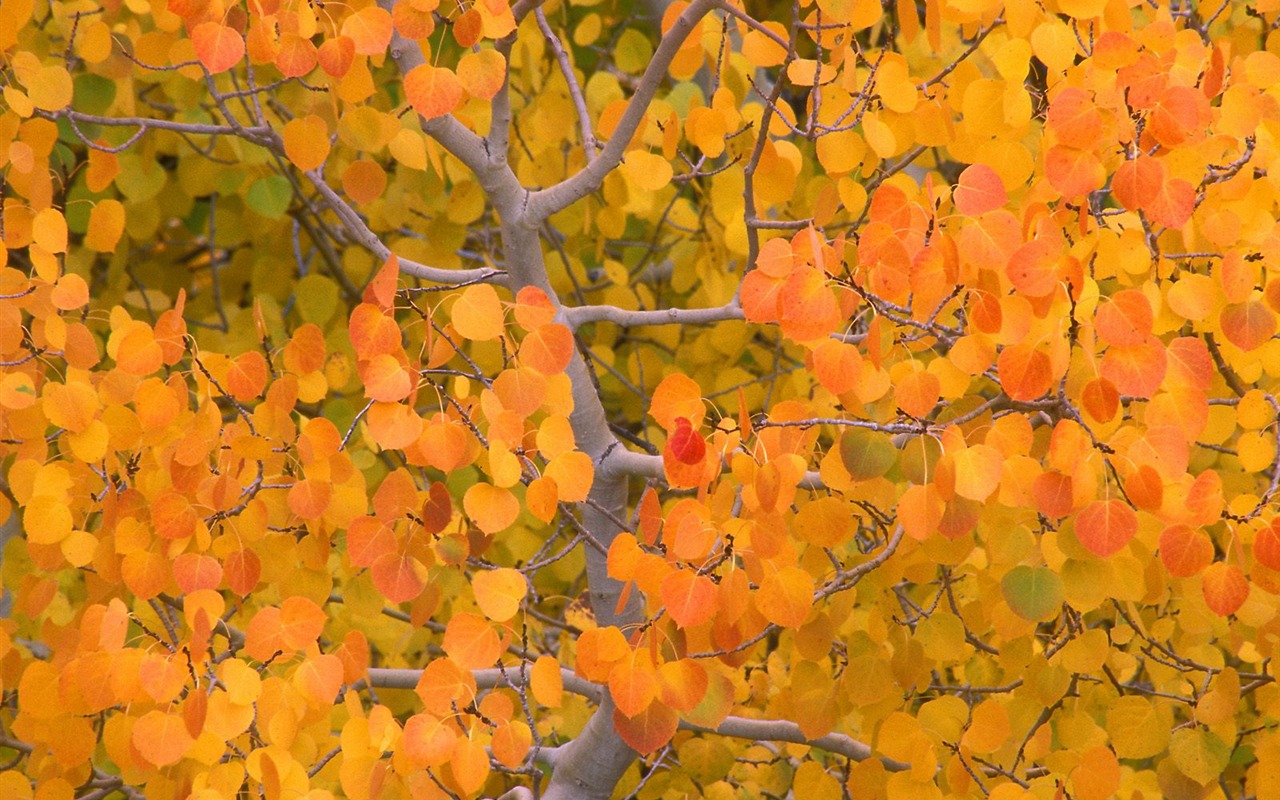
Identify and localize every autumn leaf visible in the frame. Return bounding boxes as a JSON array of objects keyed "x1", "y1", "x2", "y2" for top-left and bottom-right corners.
[
  {"x1": 1075, "y1": 499, "x2": 1138, "y2": 558},
  {"x1": 192, "y1": 22, "x2": 245, "y2": 73},
  {"x1": 404, "y1": 65, "x2": 464, "y2": 120}
]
